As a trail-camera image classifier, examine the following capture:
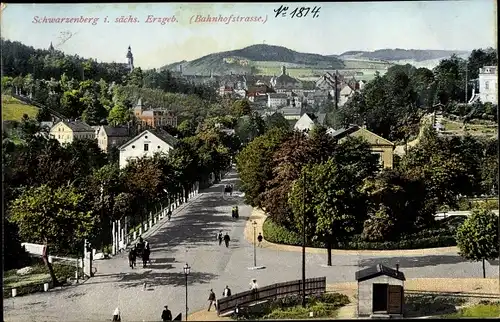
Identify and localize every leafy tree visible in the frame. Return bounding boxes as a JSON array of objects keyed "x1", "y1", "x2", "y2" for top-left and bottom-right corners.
[
  {"x1": 177, "y1": 119, "x2": 197, "y2": 138},
  {"x1": 108, "y1": 102, "x2": 132, "y2": 126},
  {"x1": 235, "y1": 113, "x2": 266, "y2": 144},
  {"x1": 236, "y1": 127, "x2": 289, "y2": 206},
  {"x1": 361, "y1": 205, "x2": 395, "y2": 242},
  {"x1": 265, "y1": 112, "x2": 290, "y2": 131},
  {"x1": 433, "y1": 54, "x2": 467, "y2": 104},
  {"x1": 232, "y1": 99, "x2": 252, "y2": 117},
  {"x1": 36, "y1": 106, "x2": 53, "y2": 122},
  {"x1": 288, "y1": 157, "x2": 371, "y2": 266},
  {"x1": 9, "y1": 184, "x2": 96, "y2": 285},
  {"x1": 467, "y1": 48, "x2": 498, "y2": 80},
  {"x1": 456, "y1": 208, "x2": 499, "y2": 278}
]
